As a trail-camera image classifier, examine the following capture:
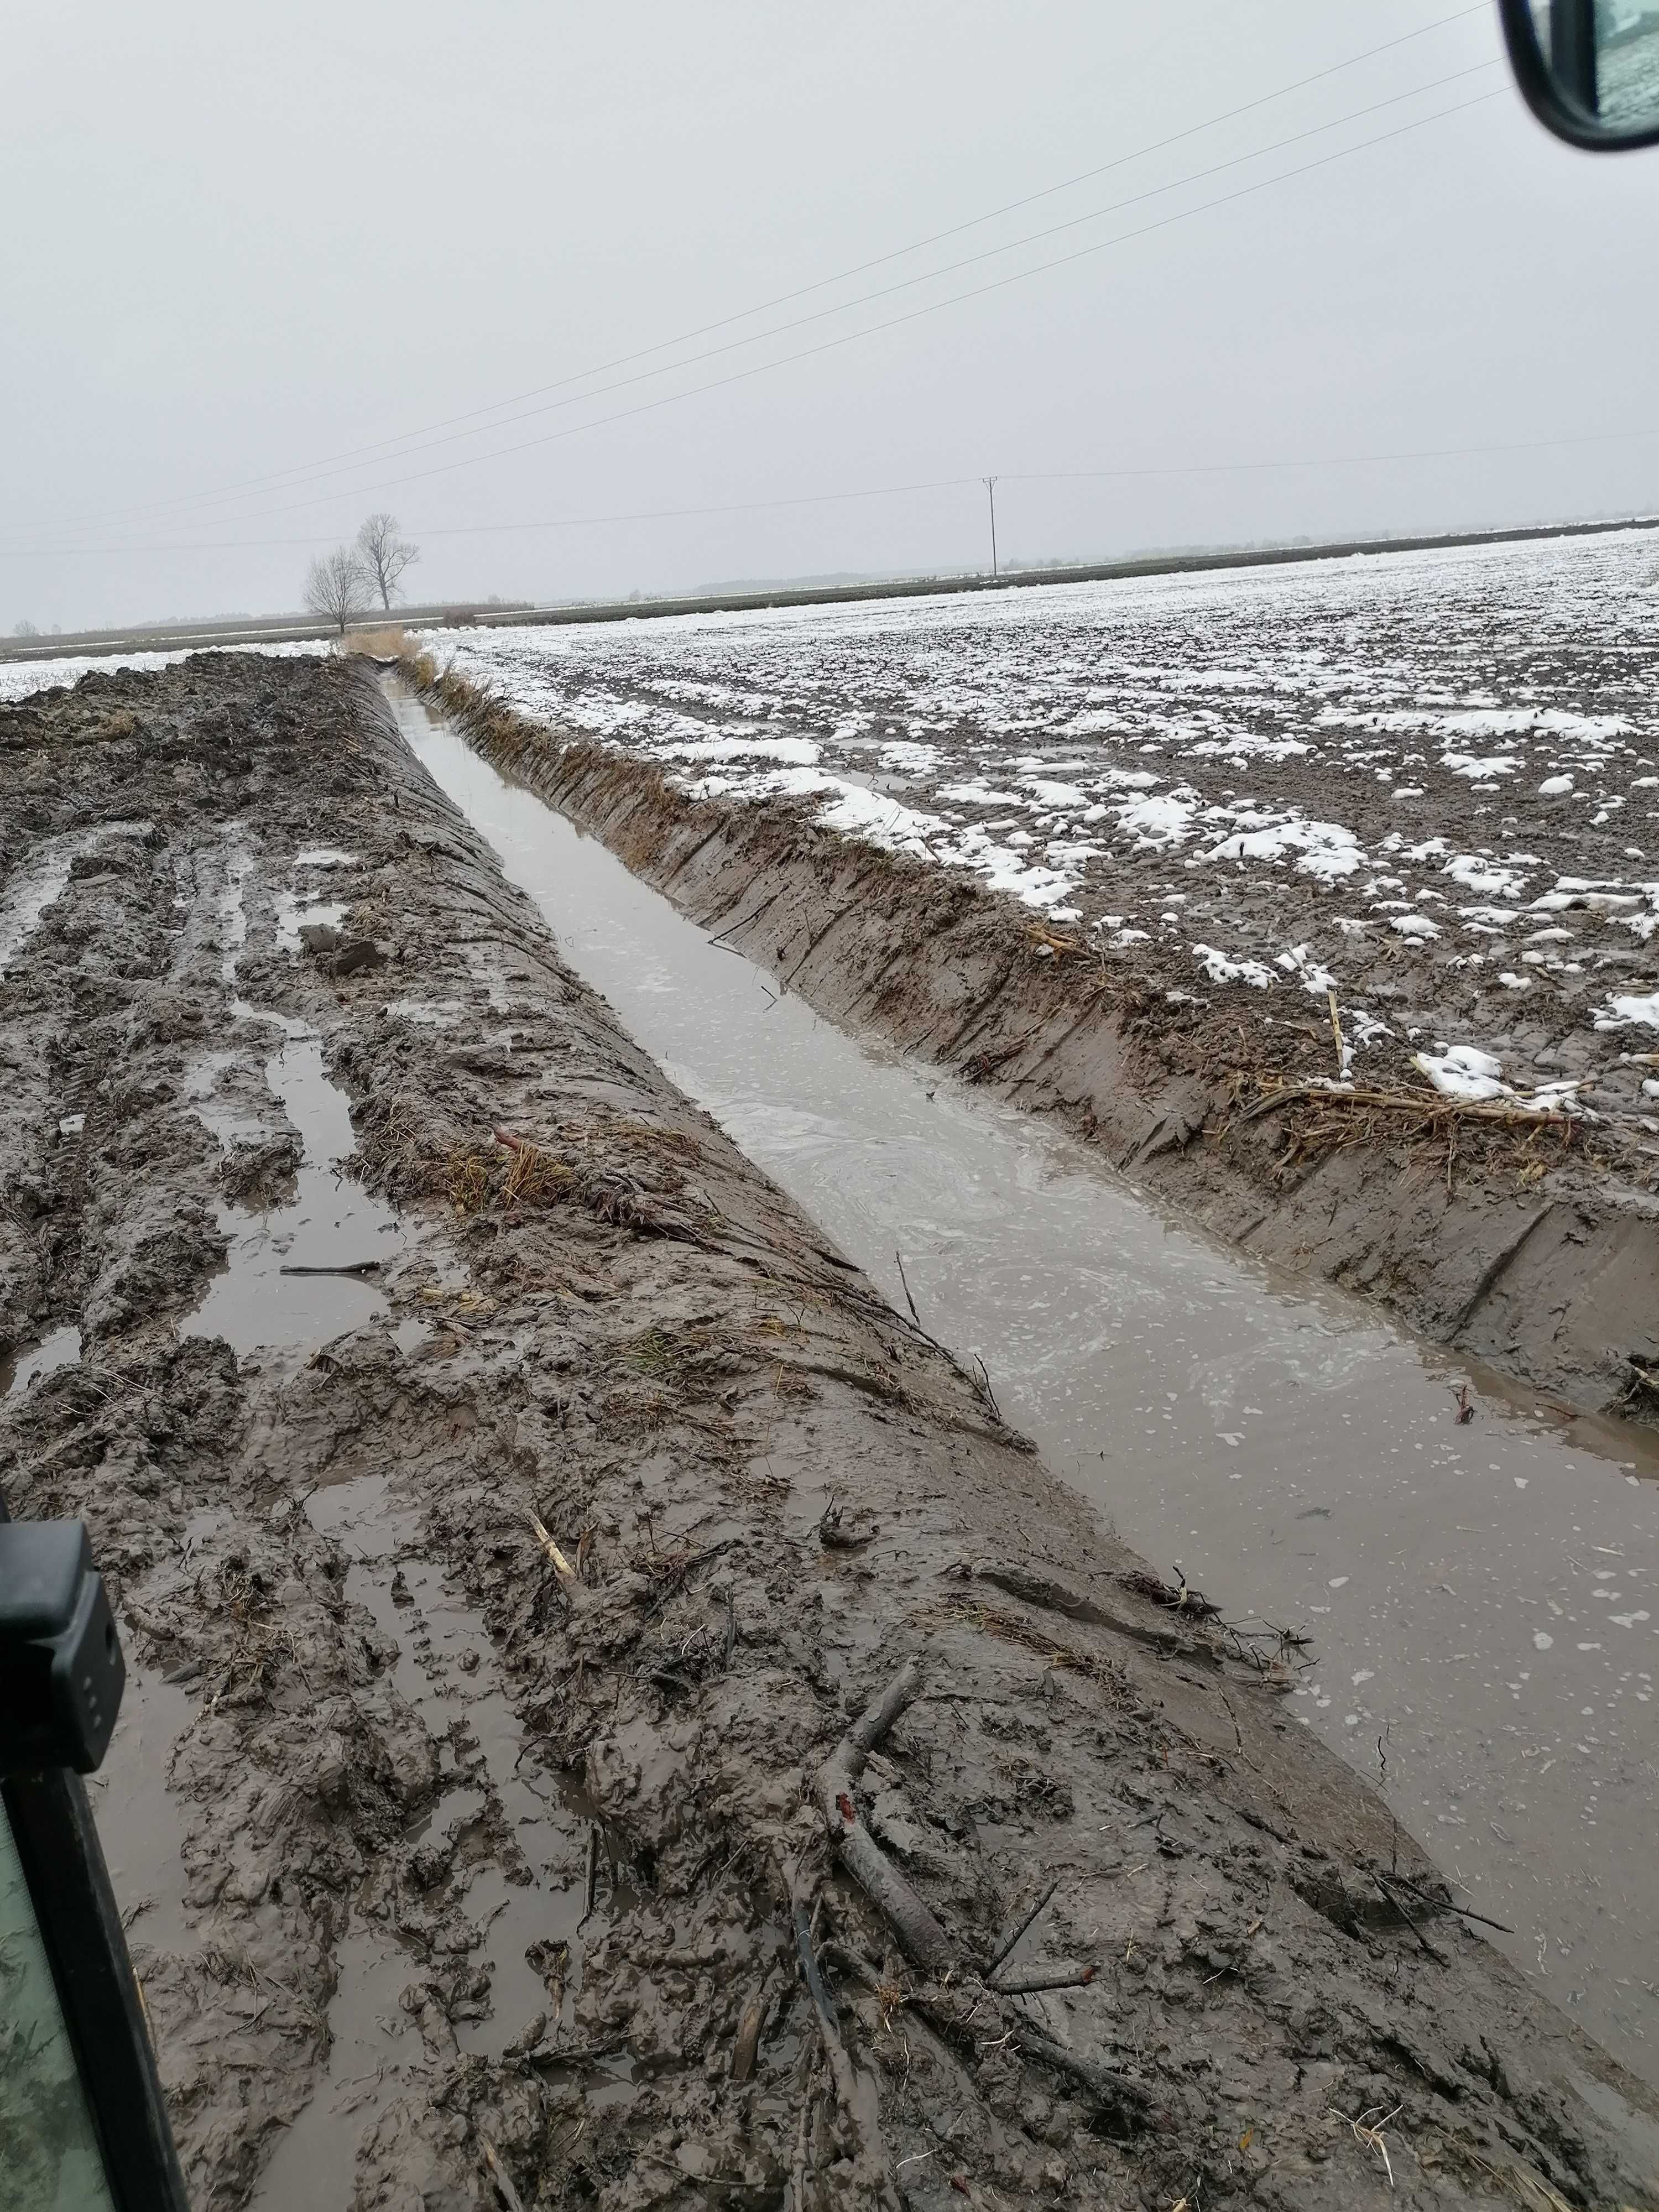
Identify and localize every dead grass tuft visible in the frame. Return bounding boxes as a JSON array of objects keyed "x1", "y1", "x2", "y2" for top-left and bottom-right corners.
[
  {"x1": 933, "y1": 1597, "x2": 1135, "y2": 1705},
  {"x1": 343, "y1": 624, "x2": 410, "y2": 659},
  {"x1": 502, "y1": 1139, "x2": 575, "y2": 1207},
  {"x1": 446, "y1": 1147, "x2": 494, "y2": 1215}
]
